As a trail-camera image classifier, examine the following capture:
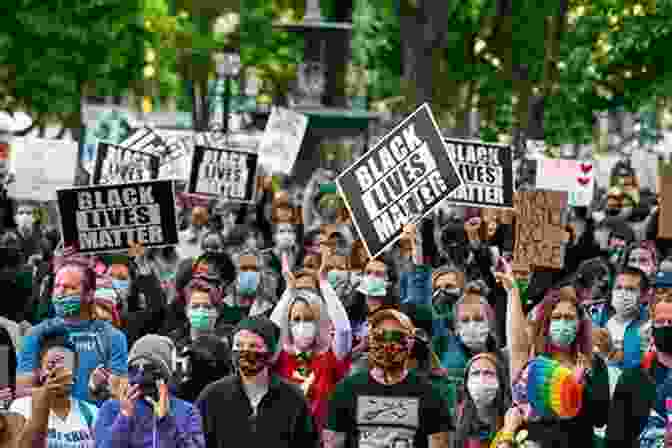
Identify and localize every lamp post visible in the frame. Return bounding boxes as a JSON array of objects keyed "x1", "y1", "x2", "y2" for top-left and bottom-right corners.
[{"x1": 214, "y1": 52, "x2": 241, "y2": 138}]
